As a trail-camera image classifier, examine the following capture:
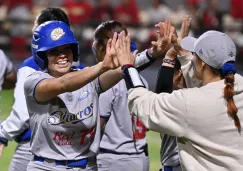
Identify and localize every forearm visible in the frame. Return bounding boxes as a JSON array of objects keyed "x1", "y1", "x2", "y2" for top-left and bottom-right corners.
[
  {"x1": 0, "y1": 109, "x2": 29, "y2": 141},
  {"x1": 122, "y1": 66, "x2": 187, "y2": 136},
  {"x1": 35, "y1": 62, "x2": 108, "y2": 102},
  {"x1": 135, "y1": 49, "x2": 156, "y2": 72},
  {"x1": 99, "y1": 67, "x2": 123, "y2": 92},
  {"x1": 3, "y1": 71, "x2": 17, "y2": 89},
  {"x1": 60, "y1": 62, "x2": 107, "y2": 92},
  {"x1": 155, "y1": 66, "x2": 174, "y2": 94},
  {"x1": 128, "y1": 88, "x2": 186, "y2": 136}
]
